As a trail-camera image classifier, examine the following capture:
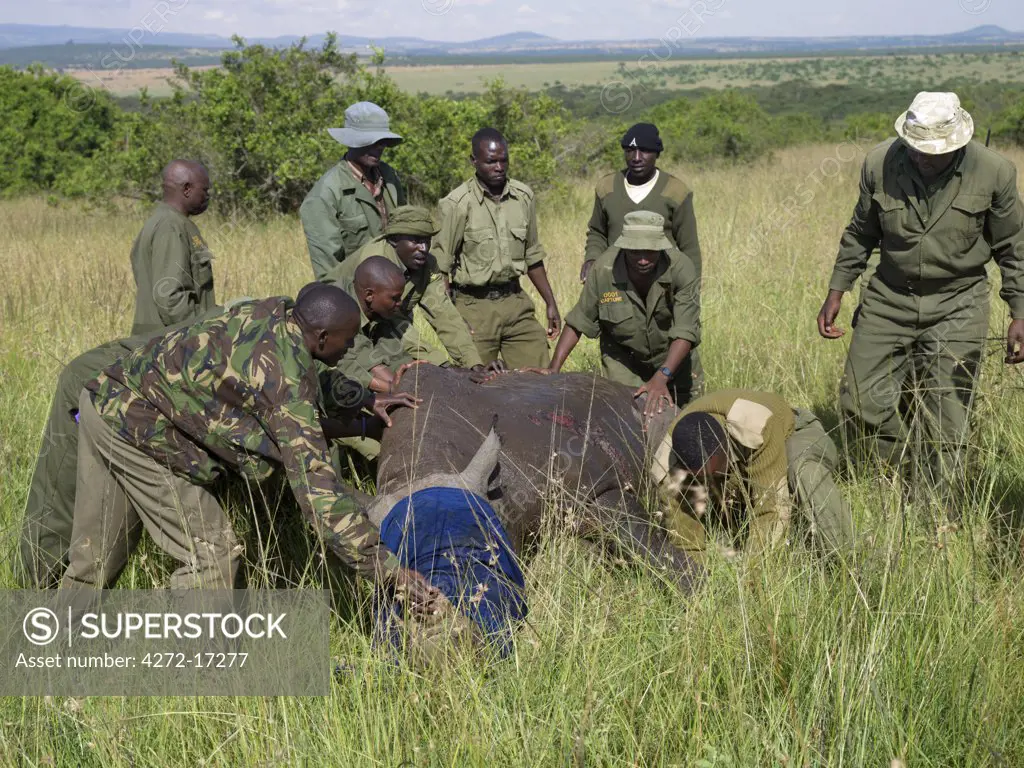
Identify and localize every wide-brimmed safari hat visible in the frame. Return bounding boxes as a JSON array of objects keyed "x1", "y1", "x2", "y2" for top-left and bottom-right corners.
[
  {"x1": 614, "y1": 211, "x2": 674, "y2": 251},
  {"x1": 894, "y1": 92, "x2": 974, "y2": 155},
  {"x1": 327, "y1": 102, "x2": 403, "y2": 148}
]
